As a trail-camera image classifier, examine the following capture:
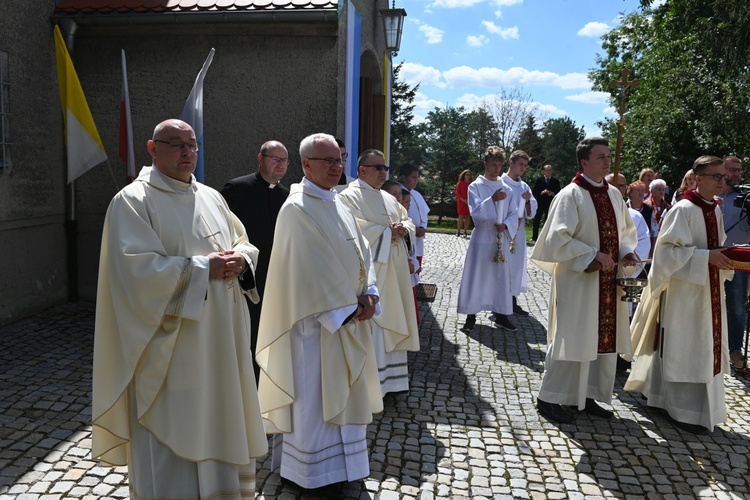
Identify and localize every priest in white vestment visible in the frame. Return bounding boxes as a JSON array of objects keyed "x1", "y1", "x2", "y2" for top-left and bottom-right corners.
[
  {"x1": 399, "y1": 163, "x2": 430, "y2": 264},
  {"x1": 457, "y1": 146, "x2": 520, "y2": 333},
  {"x1": 626, "y1": 156, "x2": 733, "y2": 433},
  {"x1": 340, "y1": 150, "x2": 420, "y2": 396},
  {"x1": 256, "y1": 133, "x2": 383, "y2": 493},
  {"x1": 530, "y1": 138, "x2": 637, "y2": 424},
  {"x1": 502, "y1": 150, "x2": 538, "y2": 317},
  {"x1": 93, "y1": 119, "x2": 268, "y2": 500}
]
